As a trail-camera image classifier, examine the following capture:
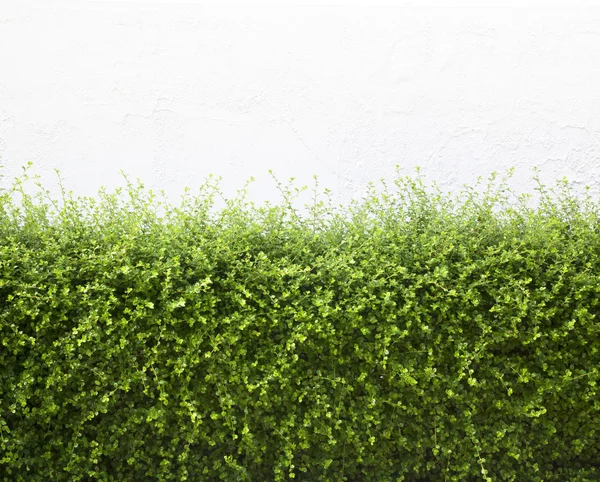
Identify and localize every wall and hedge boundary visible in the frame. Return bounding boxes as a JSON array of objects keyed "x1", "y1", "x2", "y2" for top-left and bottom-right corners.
[{"x1": 1, "y1": 167, "x2": 599, "y2": 481}]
